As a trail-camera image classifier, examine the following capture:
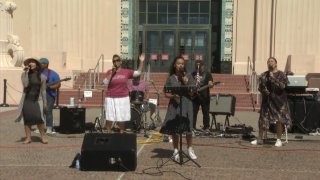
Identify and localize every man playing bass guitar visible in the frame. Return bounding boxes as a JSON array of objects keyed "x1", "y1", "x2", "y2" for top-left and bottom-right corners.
[{"x1": 39, "y1": 58, "x2": 61, "y2": 134}]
